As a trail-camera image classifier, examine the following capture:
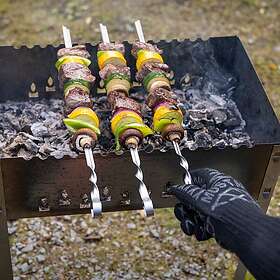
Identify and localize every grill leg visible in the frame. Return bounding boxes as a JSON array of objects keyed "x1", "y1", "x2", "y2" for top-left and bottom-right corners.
[
  {"x1": 234, "y1": 145, "x2": 280, "y2": 280},
  {"x1": 0, "y1": 166, "x2": 13, "y2": 280}
]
